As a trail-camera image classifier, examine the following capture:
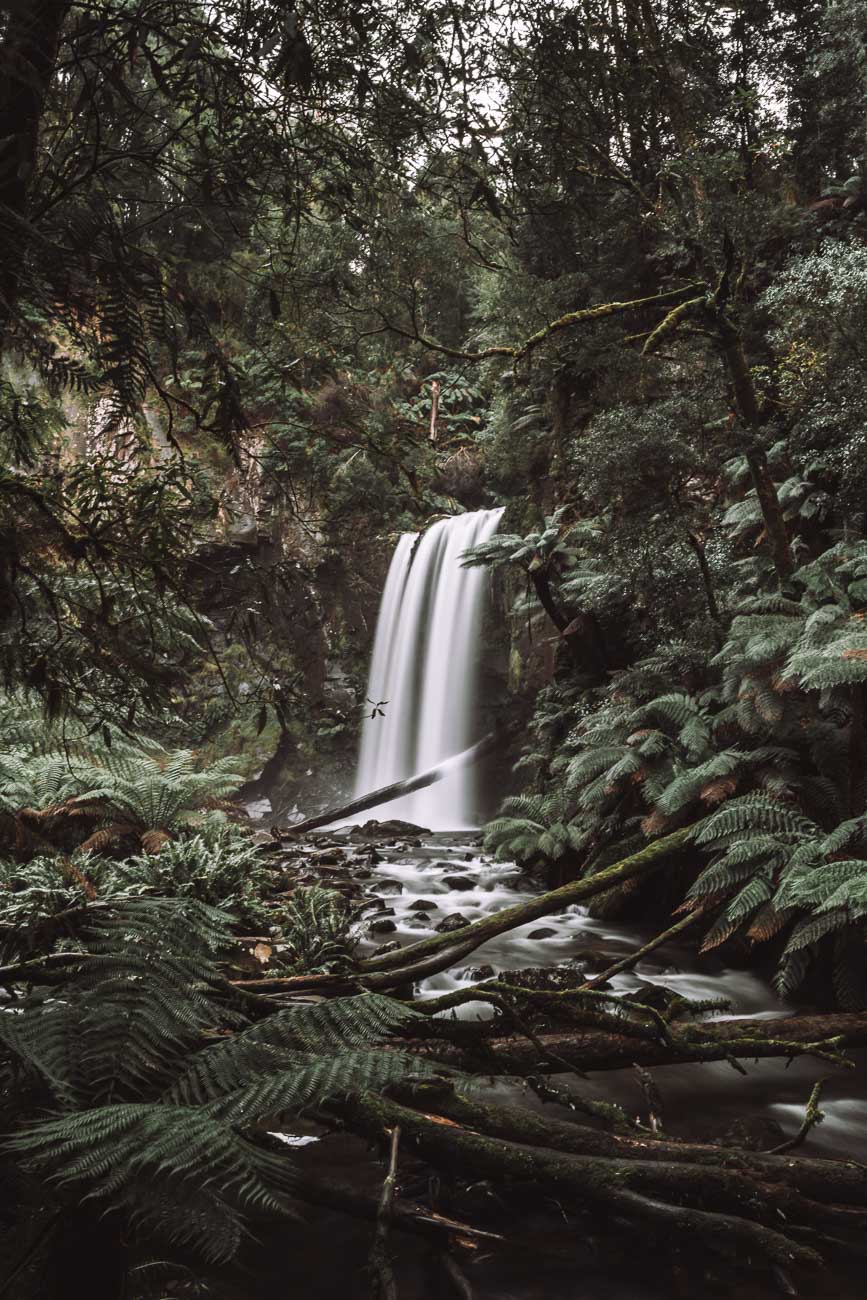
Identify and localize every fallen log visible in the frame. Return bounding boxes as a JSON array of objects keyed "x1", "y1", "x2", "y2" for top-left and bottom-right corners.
[
  {"x1": 384, "y1": 1080, "x2": 867, "y2": 1208},
  {"x1": 336, "y1": 1092, "x2": 823, "y2": 1270},
  {"x1": 399, "y1": 1012, "x2": 867, "y2": 1074},
  {"x1": 384, "y1": 1083, "x2": 867, "y2": 1231},
  {"x1": 277, "y1": 728, "x2": 508, "y2": 835}
]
